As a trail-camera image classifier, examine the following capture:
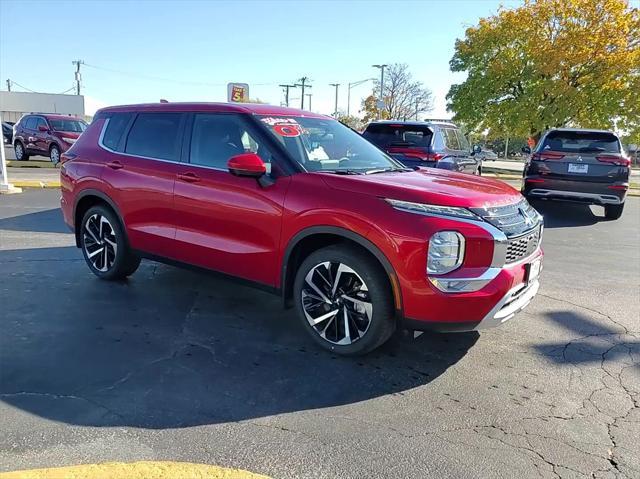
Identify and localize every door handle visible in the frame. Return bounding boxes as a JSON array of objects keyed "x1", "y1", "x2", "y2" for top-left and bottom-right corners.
[
  {"x1": 177, "y1": 172, "x2": 200, "y2": 183},
  {"x1": 107, "y1": 160, "x2": 124, "y2": 170}
]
